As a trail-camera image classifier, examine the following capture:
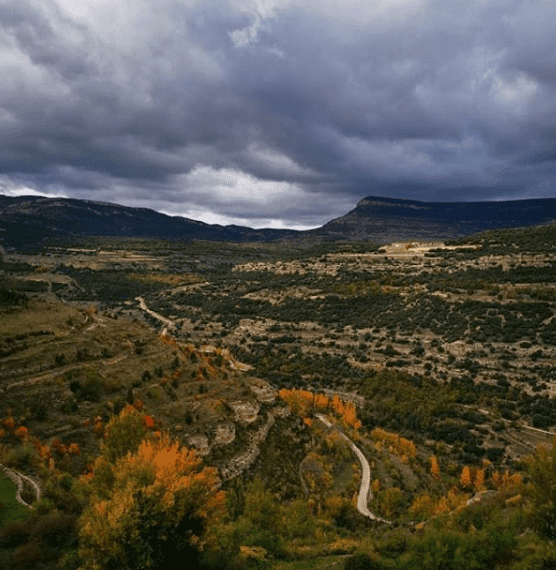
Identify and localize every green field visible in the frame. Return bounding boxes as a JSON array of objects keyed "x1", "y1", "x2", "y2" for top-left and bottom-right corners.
[{"x1": 0, "y1": 473, "x2": 30, "y2": 528}]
